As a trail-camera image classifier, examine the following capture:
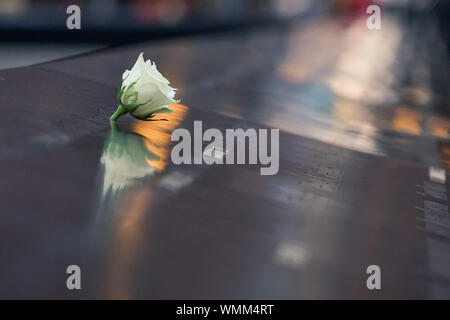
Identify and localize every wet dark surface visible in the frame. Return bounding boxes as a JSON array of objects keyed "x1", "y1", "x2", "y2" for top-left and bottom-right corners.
[{"x1": 1, "y1": 11, "x2": 450, "y2": 299}]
